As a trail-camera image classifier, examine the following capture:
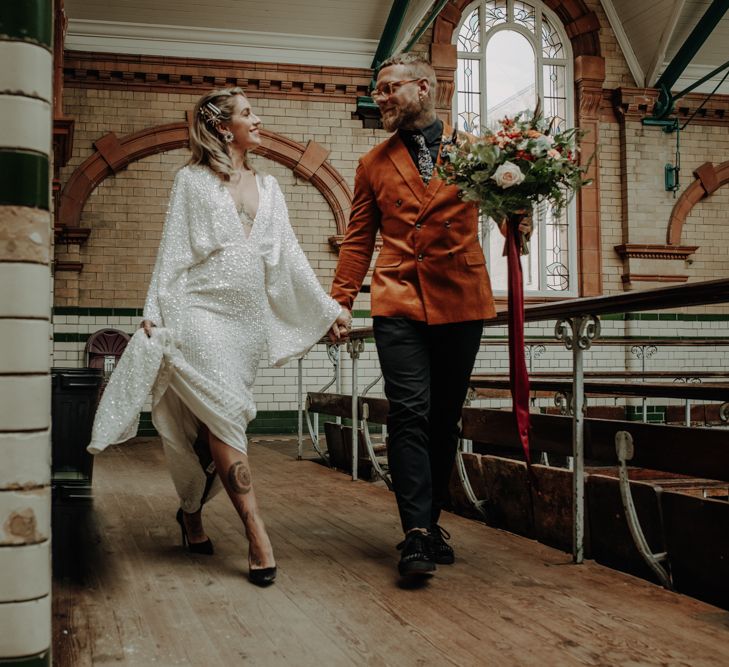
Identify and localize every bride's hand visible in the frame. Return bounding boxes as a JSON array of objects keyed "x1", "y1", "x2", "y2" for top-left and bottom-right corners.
[
  {"x1": 140, "y1": 319, "x2": 155, "y2": 338},
  {"x1": 328, "y1": 308, "x2": 352, "y2": 342}
]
